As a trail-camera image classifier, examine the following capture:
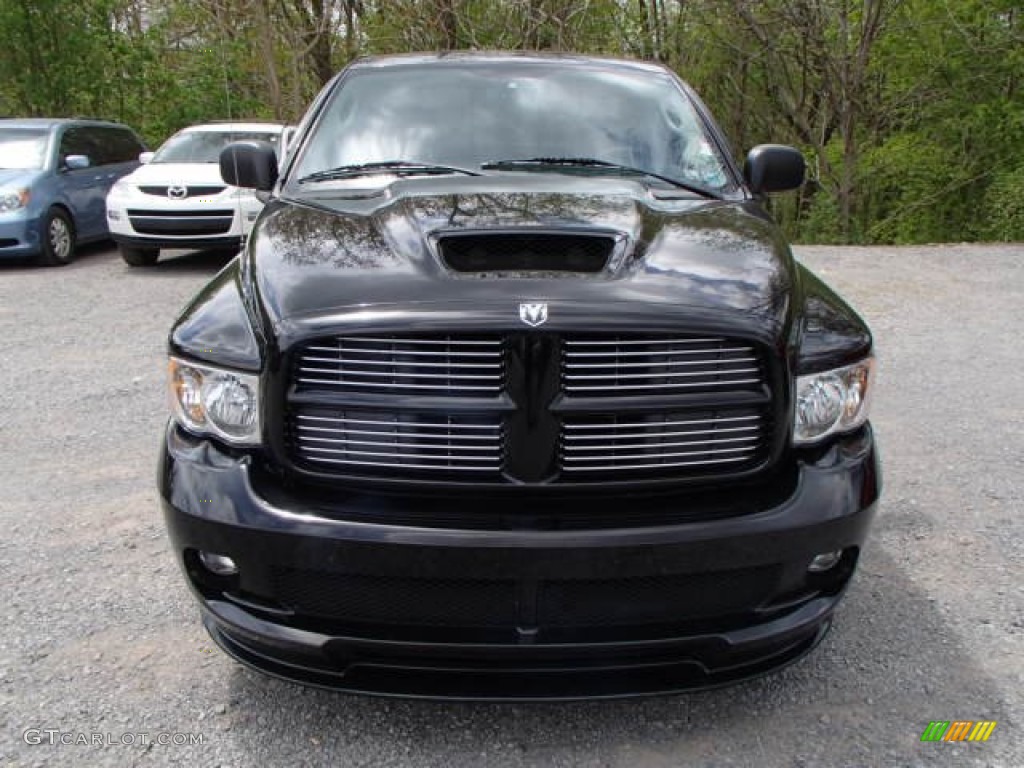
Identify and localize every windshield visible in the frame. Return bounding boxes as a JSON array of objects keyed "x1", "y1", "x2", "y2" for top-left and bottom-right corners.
[
  {"x1": 0, "y1": 128, "x2": 49, "y2": 170},
  {"x1": 153, "y1": 130, "x2": 280, "y2": 164},
  {"x1": 291, "y1": 63, "x2": 734, "y2": 192}
]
